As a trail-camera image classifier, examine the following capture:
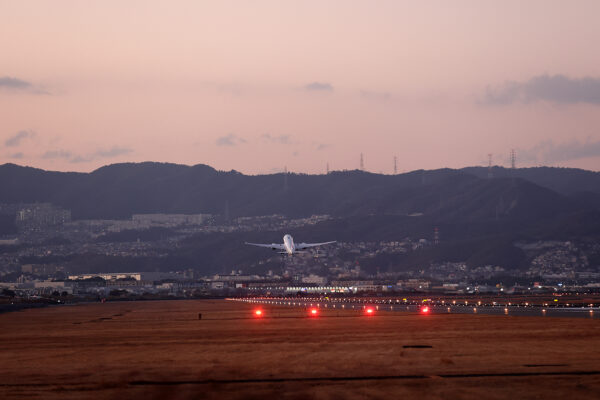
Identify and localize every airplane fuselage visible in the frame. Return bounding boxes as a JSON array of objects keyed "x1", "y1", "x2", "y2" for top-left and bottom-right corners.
[{"x1": 283, "y1": 234, "x2": 295, "y2": 255}]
